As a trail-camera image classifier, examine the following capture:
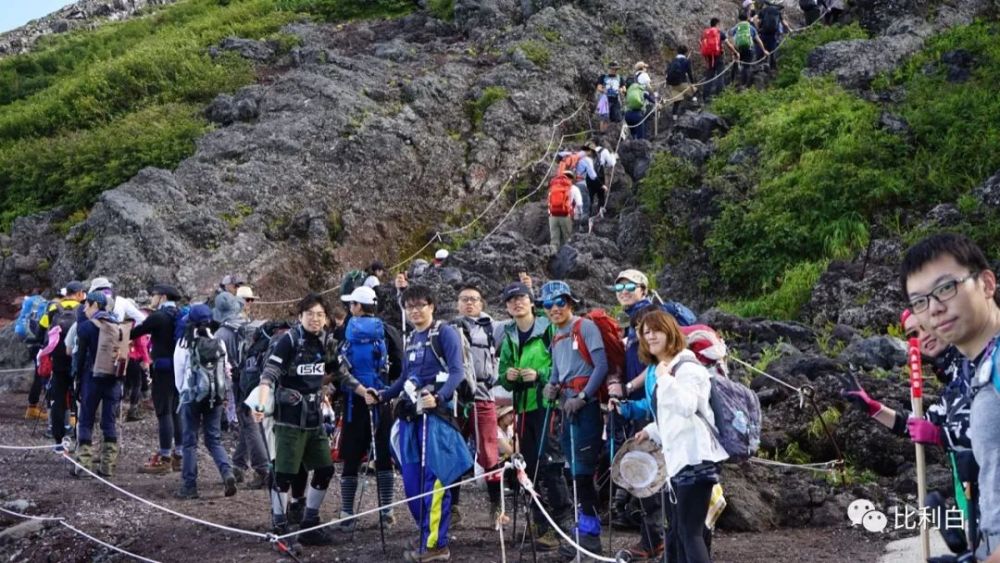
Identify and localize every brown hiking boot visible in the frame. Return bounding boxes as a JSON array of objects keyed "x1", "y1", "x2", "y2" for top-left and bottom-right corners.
[
  {"x1": 138, "y1": 453, "x2": 172, "y2": 475},
  {"x1": 171, "y1": 452, "x2": 182, "y2": 472},
  {"x1": 97, "y1": 442, "x2": 120, "y2": 478},
  {"x1": 403, "y1": 546, "x2": 451, "y2": 562},
  {"x1": 534, "y1": 528, "x2": 560, "y2": 552},
  {"x1": 24, "y1": 405, "x2": 46, "y2": 420}
]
